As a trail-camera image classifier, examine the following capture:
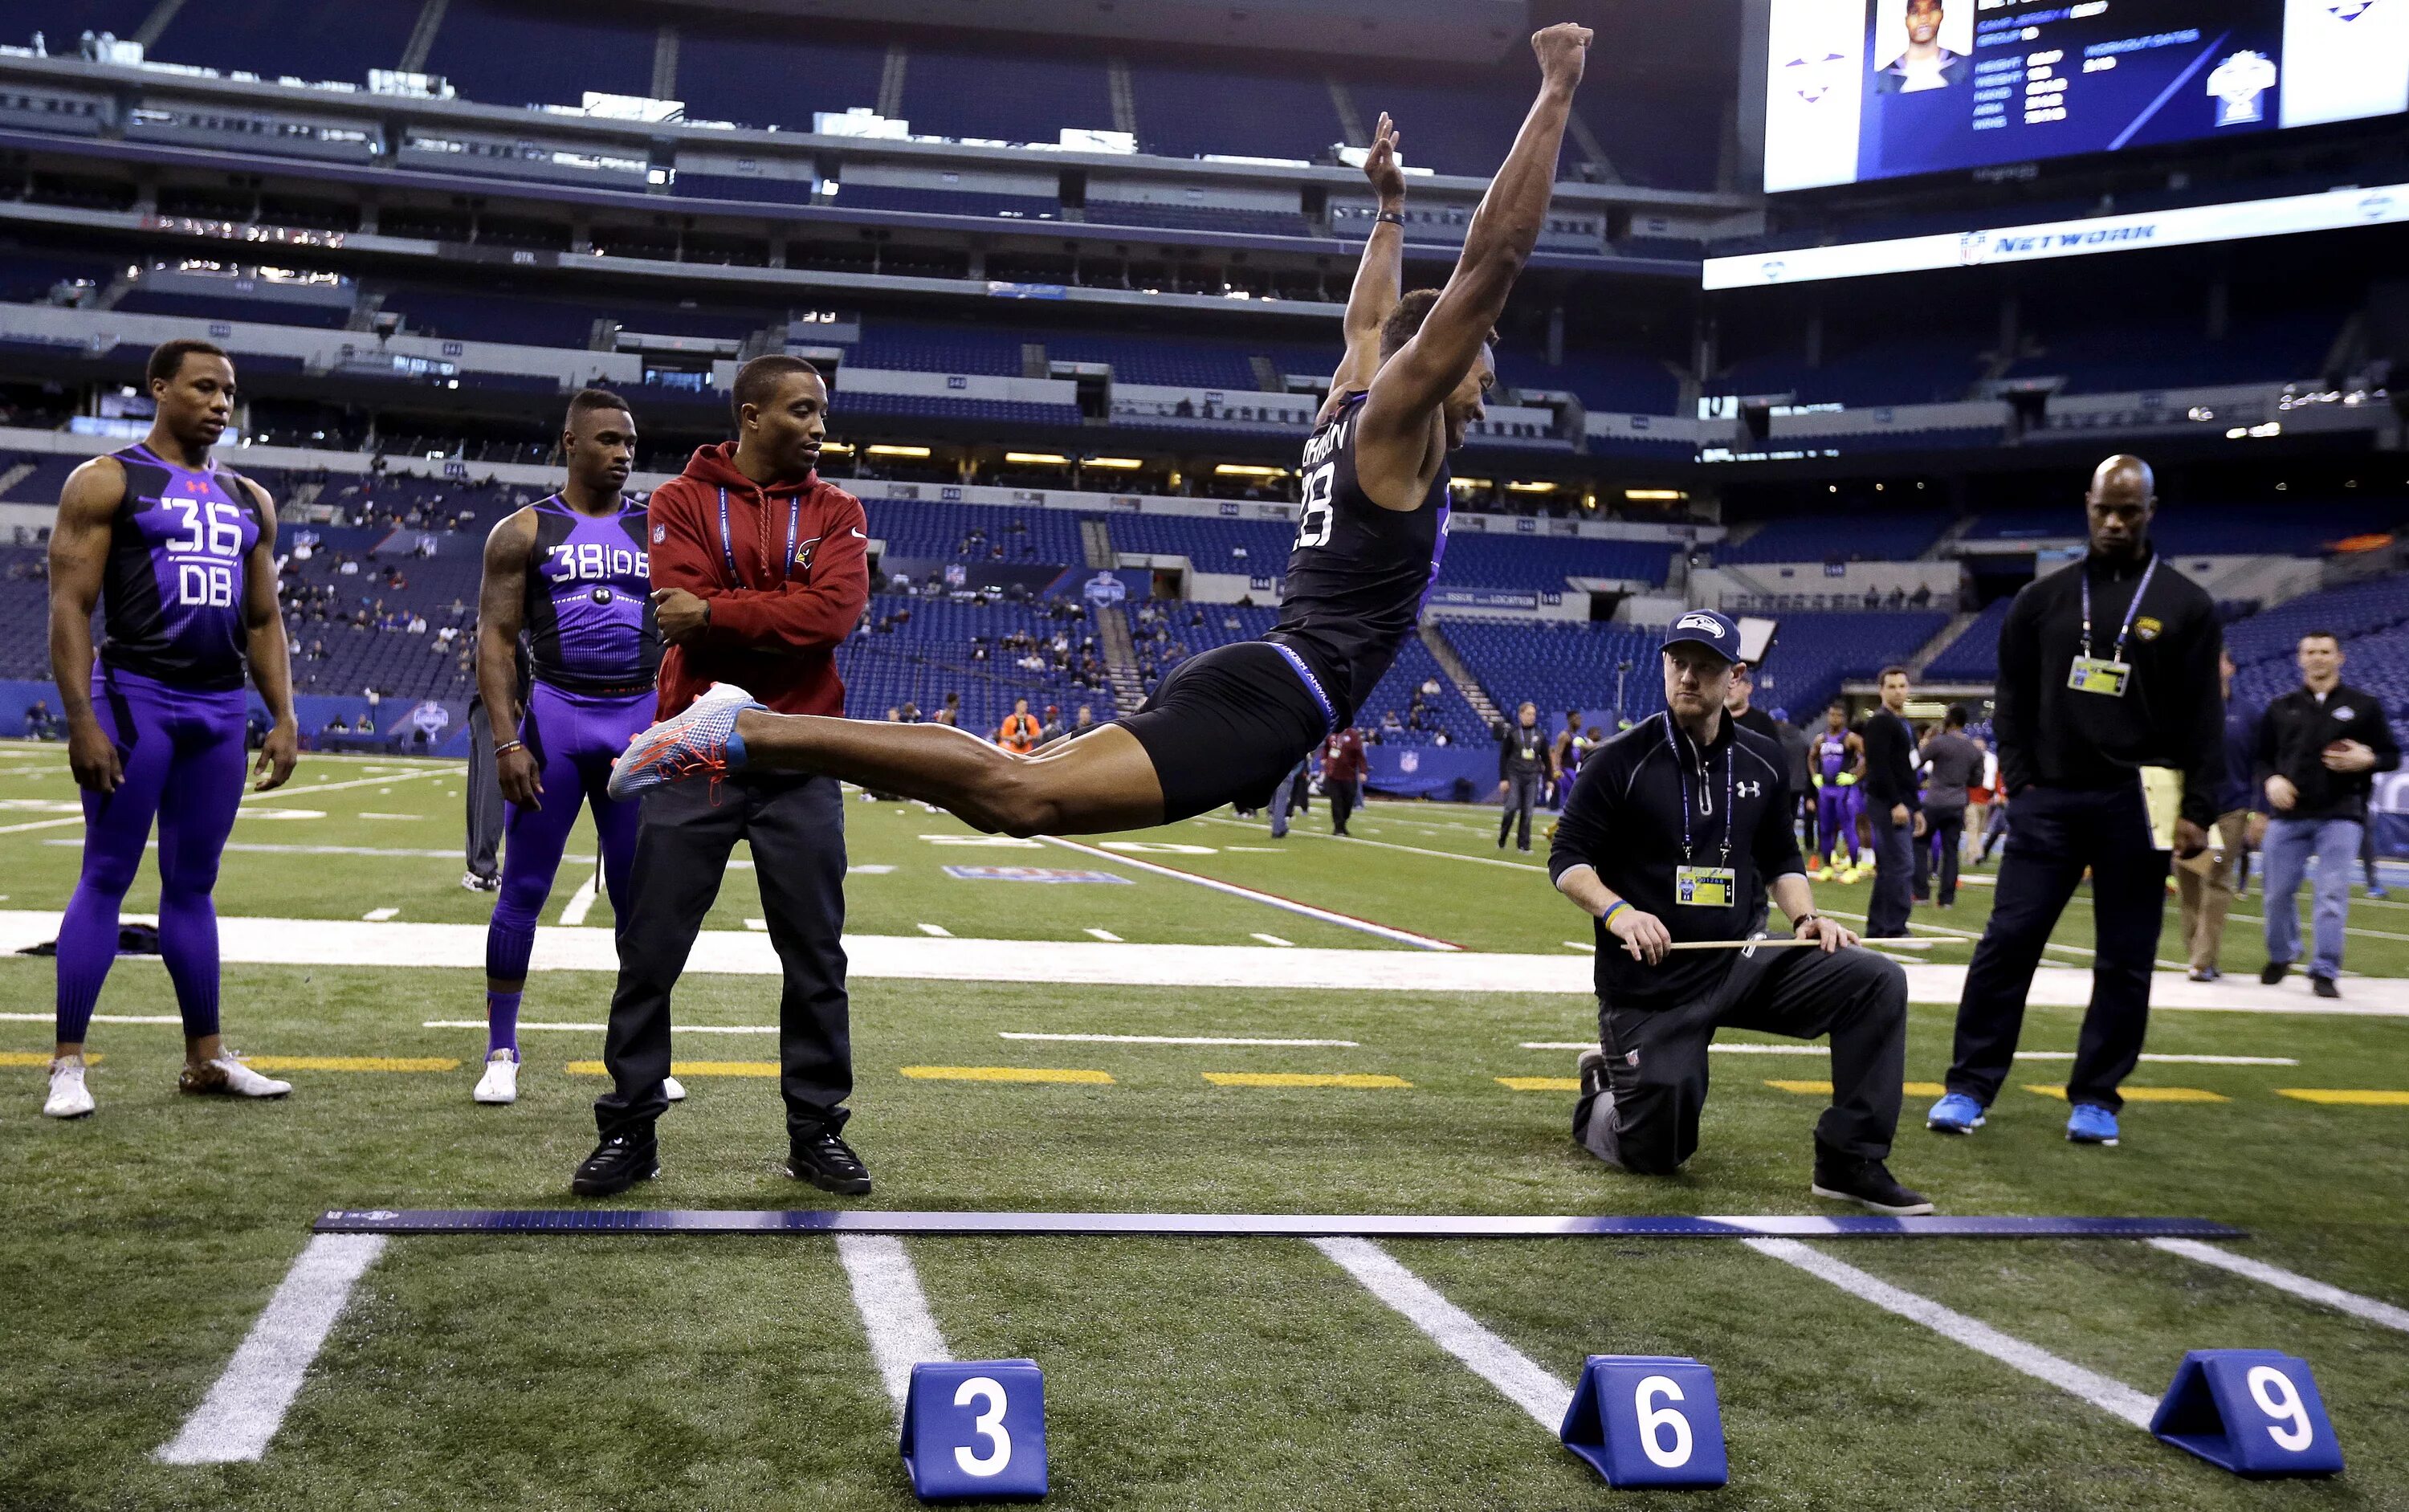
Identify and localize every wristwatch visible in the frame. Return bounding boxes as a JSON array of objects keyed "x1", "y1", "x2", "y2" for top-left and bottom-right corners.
[{"x1": 1791, "y1": 913, "x2": 1820, "y2": 934}]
